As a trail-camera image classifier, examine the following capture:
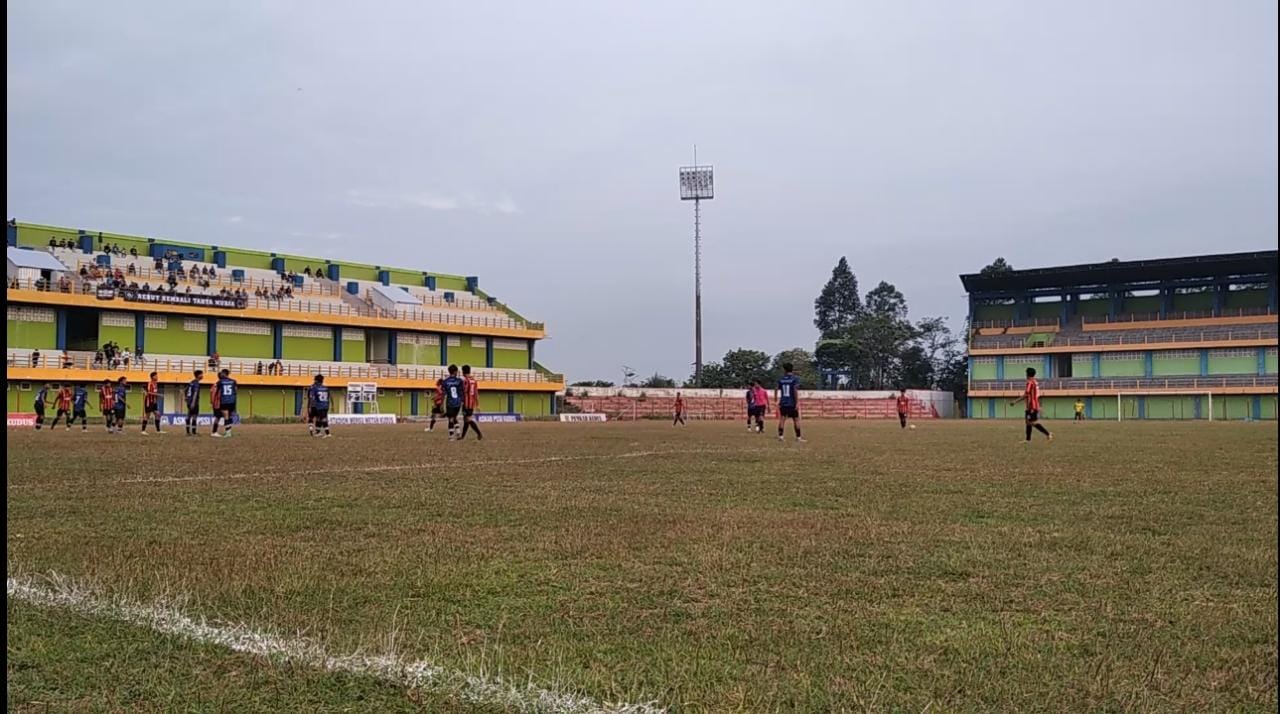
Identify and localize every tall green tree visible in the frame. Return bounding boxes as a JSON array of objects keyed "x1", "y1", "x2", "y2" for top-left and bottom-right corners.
[
  {"x1": 720, "y1": 349, "x2": 772, "y2": 387},
  {"x1": 640, "y1": 373, "x2": 676, "y2": 388},
  {"x1": 814, "y1": 257, "x2": 862, "y2": 338},
  {"x1": 769, "y1": 348, "x2": 820, "y2": 388},
  {"x1": 864, "y1": 281, "x2": 908, "y2": 320}
]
